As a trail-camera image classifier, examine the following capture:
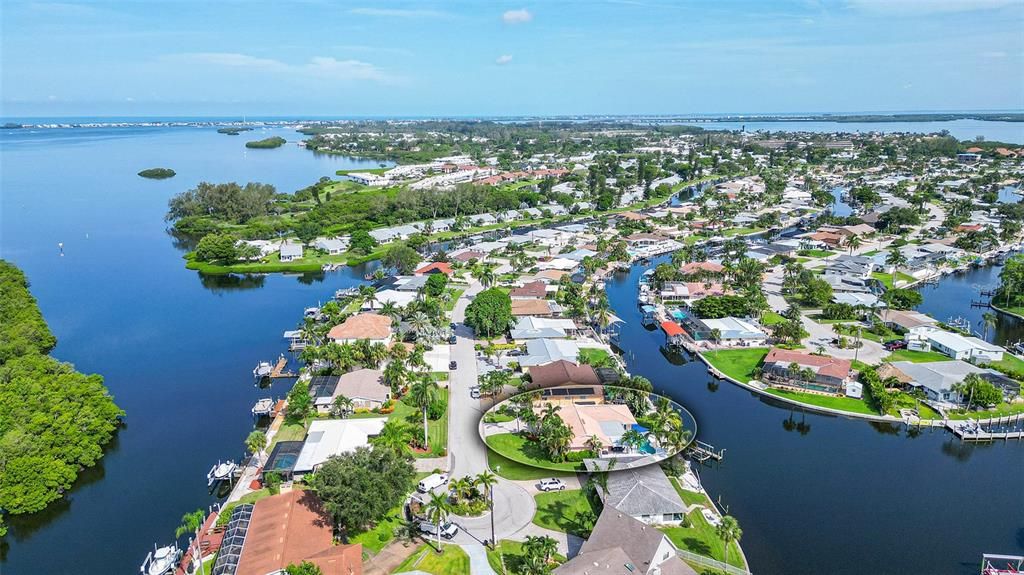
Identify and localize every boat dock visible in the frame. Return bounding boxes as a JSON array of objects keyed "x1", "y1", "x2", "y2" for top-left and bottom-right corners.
[
  {"x1": 946, "y1": 414, "x2": 1024, "y2": 441},
  {"x1": 687, "y1": 440, "x2": 725, "y2": 463},
  {"x1": 268, "y1": 356, "x2": 296, "y2": 379}
]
